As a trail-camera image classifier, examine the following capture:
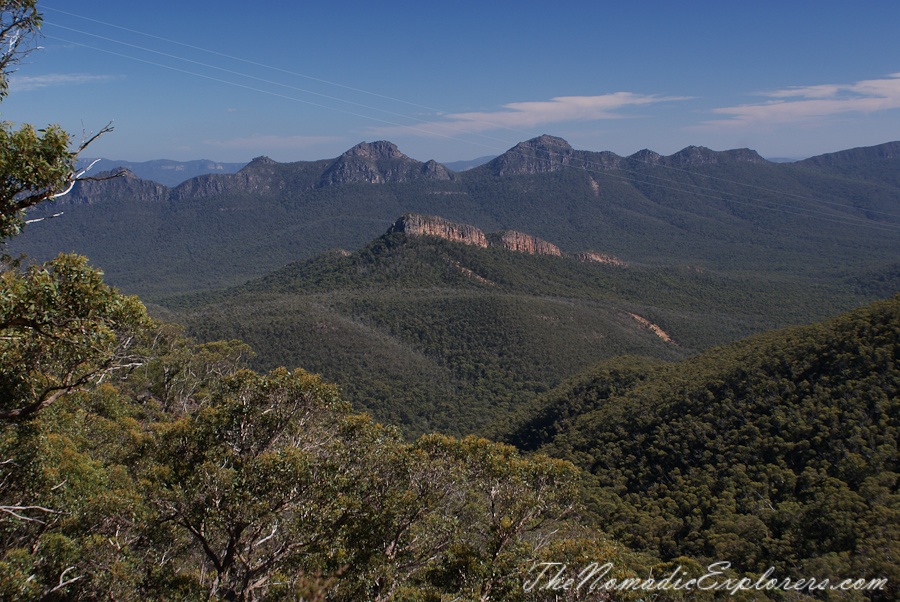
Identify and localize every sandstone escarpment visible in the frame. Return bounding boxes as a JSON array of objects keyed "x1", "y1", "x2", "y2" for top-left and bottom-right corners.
[
  {"x1": 388, "y1": 214, "x2": 489, "y2": 248},
  {"x1": 489, "y1": 230, "x2": 562, "y2": 256},
  {"x1": 387, "y1": 214, "x2": 614, "y2": 262}
]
